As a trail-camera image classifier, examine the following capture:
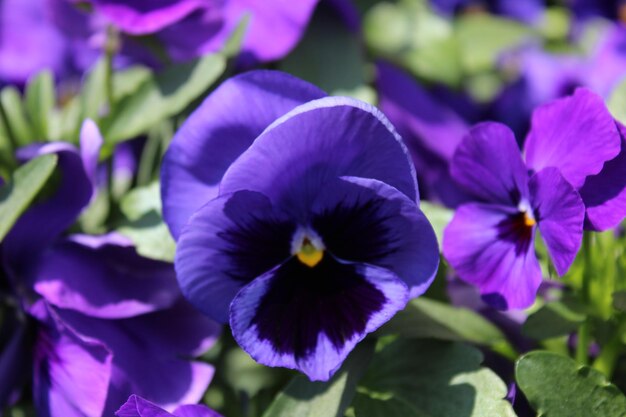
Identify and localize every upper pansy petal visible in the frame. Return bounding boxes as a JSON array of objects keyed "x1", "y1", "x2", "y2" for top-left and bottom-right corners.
[
  {"x1": 451, "y1": 122, "x2": 529, "y2": 205},
  {"x1": 219, "y1": 96, "x2": 418, "y2": 217},
  {"x1": 530, "y1": 168, "x2": 584, "y2": 276},
  {"x1": 310, "y1": 176, "x2": 439, "y2": 298},
  {"x1": 579, "y1": 122, "x2": 626, "y2": 231},
  {"x1": 443, "y1": 203, "x2": 542, "y2": 310},
  {"x1": 524, "y1": 88, "x2": 620, "y2": 189},
  {"x1": 90, "y1": 0, "x2": 207, "y2": 35},
  {"x1": 58, "y1": 300, "x2": 219, "y2": 415},
  {"x1": 230, "y1": 257, "x2": 409, "y2": 381},
  {"x1": 33, "y1": 233, "x2": 180, "y2": 319},
  {"x1": 33, "y1": 304, "x2": 112, "y2": 417},
  {"x1": 176, "y1": 190, "x2": 295, "y2": 323},
  {"x1": 161, "y1": 70, "x2": 325, "y2": 239}
]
